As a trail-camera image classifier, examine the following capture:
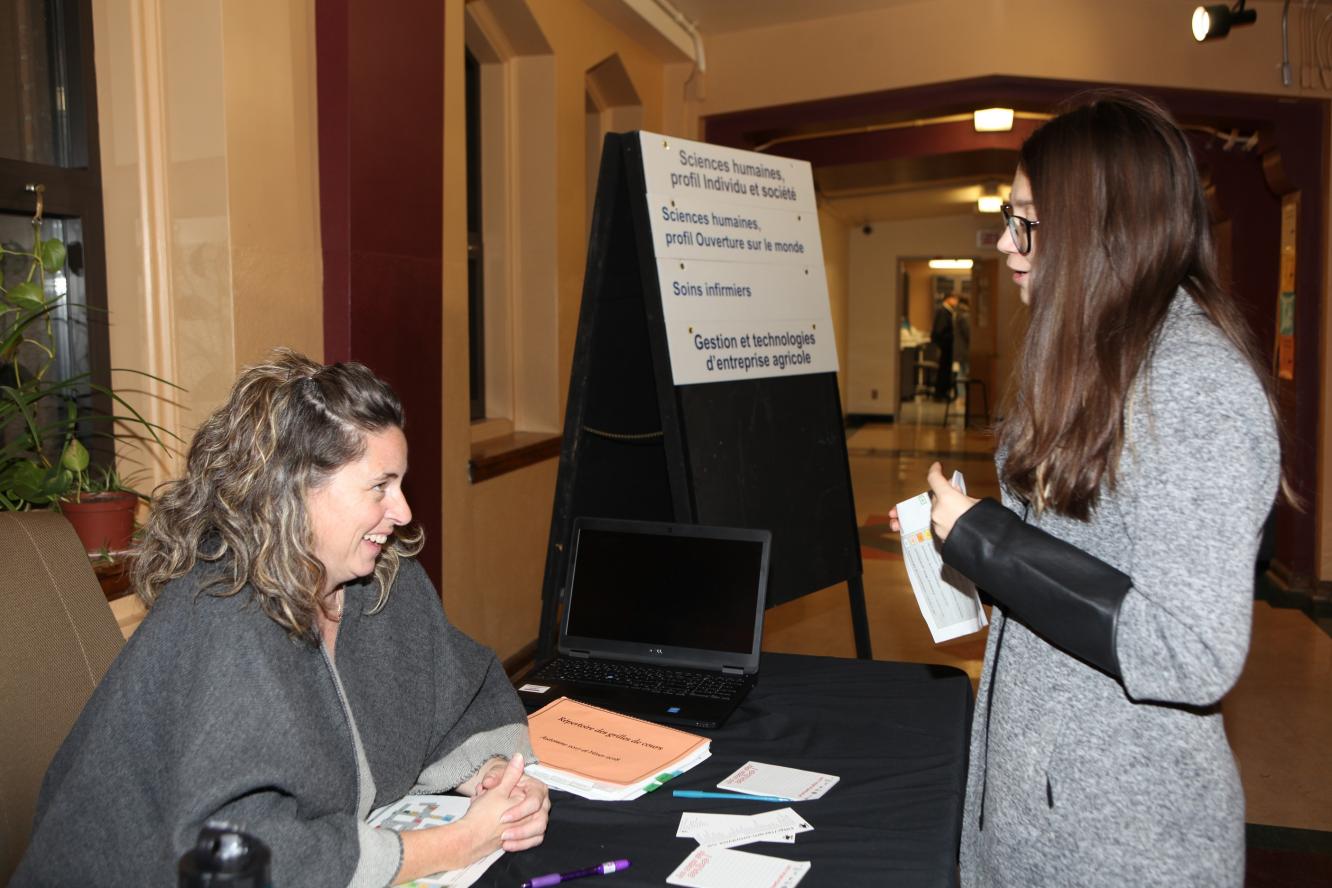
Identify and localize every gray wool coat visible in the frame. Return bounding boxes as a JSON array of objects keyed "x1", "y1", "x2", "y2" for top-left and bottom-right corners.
[
  {"x1": 959, "y1": 295, "x2": 1280, "y2": 887},
  {"x1": 15, "y1": 557, "x2": 533, "y2": 888}
]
